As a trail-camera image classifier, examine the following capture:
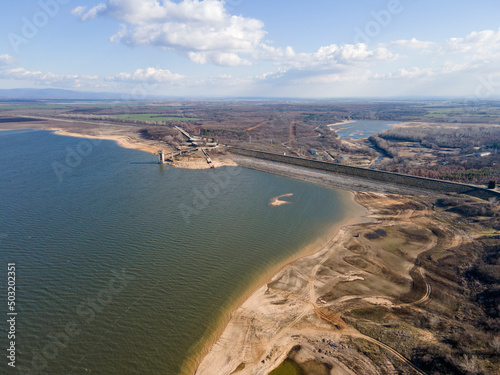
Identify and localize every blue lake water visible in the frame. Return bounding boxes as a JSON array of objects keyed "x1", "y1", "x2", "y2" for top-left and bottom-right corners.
[
  {"x1": 0, "y1": 129, "x2": 356, "y2": 374},
  {"x1": 332, "y1": 120, "x2": 399, "y2": 139}
]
